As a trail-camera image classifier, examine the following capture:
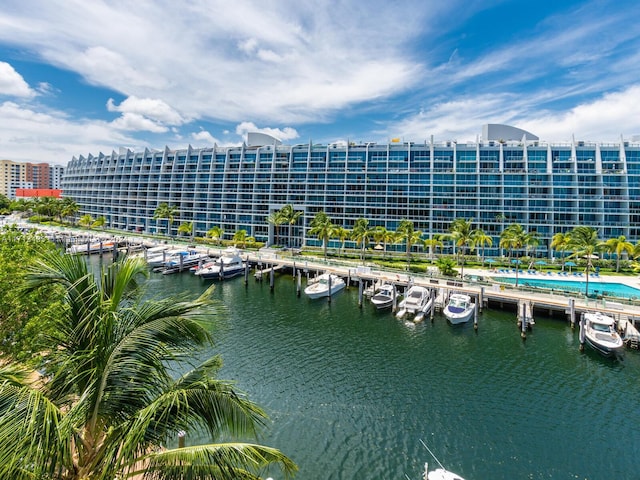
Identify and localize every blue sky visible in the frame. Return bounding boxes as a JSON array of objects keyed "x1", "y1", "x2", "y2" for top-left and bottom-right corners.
[{"x1": 1, "y1": 0, "x2": 640, "y2": 165}]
